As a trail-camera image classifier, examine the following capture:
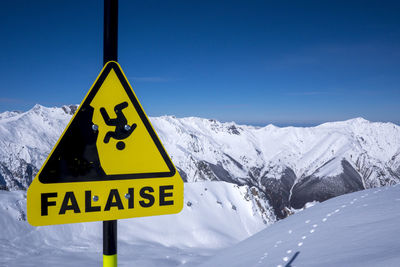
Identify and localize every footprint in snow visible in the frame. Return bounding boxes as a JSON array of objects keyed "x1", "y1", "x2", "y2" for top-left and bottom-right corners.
[
  {"x1": 305, "y1": 220, "x2": 311, "y2": 224},
  {"x1": 274, "y1": 240, "x2": 282, "y2": 248},
  {"x1": 257, "y1": 253, "x2": 268, "y2": 264},
  {"x1": 298, "y1": 242, "x2": 303, "y2": 247},
  {"x1": 322, "y1": 218, "x2": 327, "y2": 222}
]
